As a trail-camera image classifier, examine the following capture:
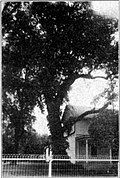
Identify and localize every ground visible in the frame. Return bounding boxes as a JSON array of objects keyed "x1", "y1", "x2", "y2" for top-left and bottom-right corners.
[{"x1": 2, "y1": 176, "x2": 118, "y2": 178}]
